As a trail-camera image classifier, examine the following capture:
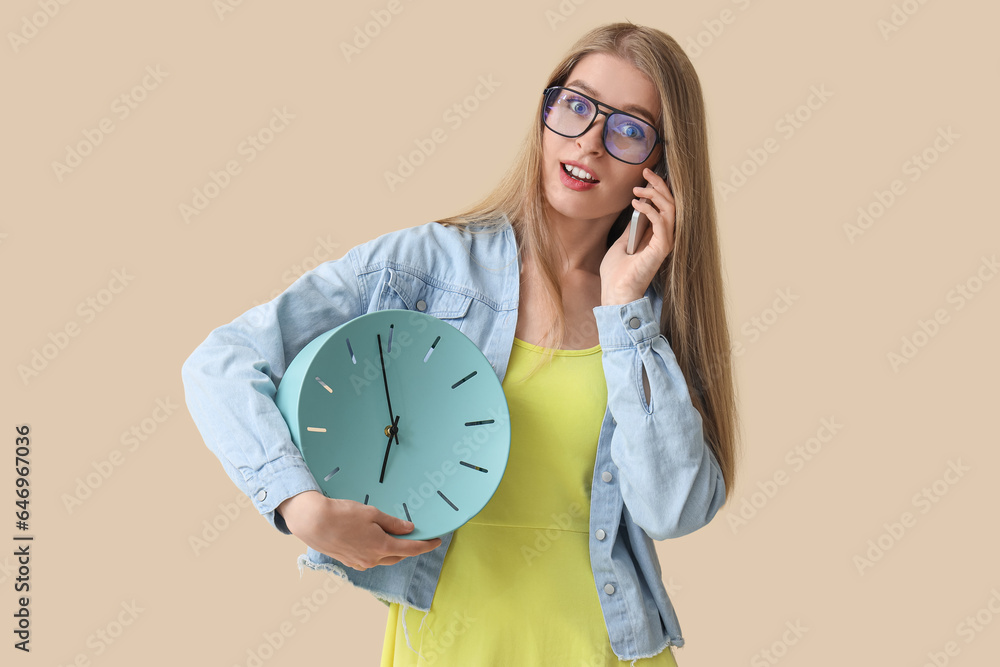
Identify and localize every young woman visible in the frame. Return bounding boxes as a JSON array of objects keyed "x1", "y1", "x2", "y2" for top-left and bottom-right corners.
[{"x1": 182, "y1": 20, "x2": 739, "y2": 667}]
